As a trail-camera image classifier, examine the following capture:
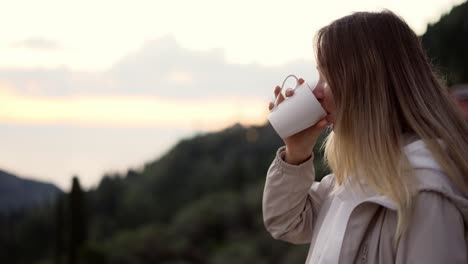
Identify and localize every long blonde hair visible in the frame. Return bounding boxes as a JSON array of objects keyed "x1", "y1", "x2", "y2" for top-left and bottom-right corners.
[{"x1": 315, "y1": 10, "x2": 468, "y2": 243}]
